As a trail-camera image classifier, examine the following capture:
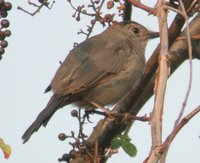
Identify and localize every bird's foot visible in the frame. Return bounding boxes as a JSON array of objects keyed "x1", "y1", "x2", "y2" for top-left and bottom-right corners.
[
  {"x1": 89, "y1": 101, "x2": 112, "y2": 116},
  {"x1": 84, "y1": 111, "x2": 93, "y2": 123}
]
